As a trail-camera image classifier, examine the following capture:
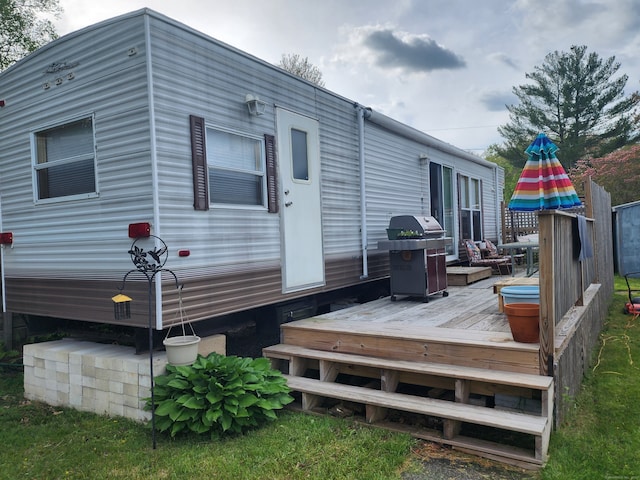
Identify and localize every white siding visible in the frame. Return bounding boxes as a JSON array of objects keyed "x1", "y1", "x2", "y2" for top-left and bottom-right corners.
[{"x1": 0, "y1": 15, "x2": 154, "y2": 279}]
